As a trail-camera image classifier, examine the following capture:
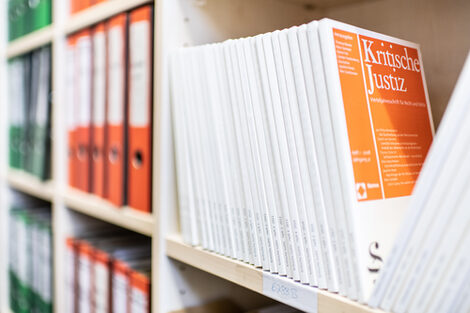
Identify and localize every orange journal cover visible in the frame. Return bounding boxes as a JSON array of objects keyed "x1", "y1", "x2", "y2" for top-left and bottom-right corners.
[
  {"x1": 127, "y1": 5, "x2": 154, "y2": 213},
  {"x1": 318, "y1": 18, "x2": 434, "y2": 301},
  {"x1": 67, "y1": 35, "x2": 78, "y2": 188},
  {"x1": 105, "y1": 14, "x2": 128, "y2": 207},
  {"x1": 91, "y1": 23, "x2": 107, "y2": 198},
  {"x1": 76, "y1": 29, "x2": 93, "y2": 192}
]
